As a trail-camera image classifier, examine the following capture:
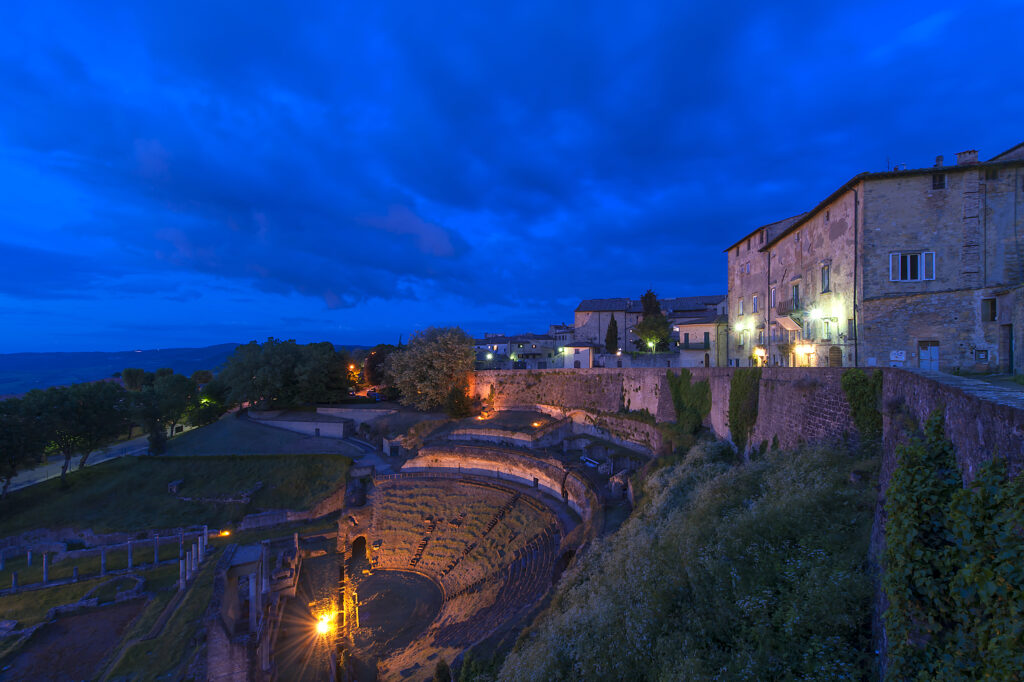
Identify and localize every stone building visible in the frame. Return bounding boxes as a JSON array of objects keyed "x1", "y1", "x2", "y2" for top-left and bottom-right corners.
[
  {"x1": 726, "y1": 142, "x2": 1024, "y2": 373},
  {"x1": 474, "y1": 333, "x2": 558, "y2": 369},
  {"x1": 573, "y1": 295, "x2": 723, "y2": 353}
]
